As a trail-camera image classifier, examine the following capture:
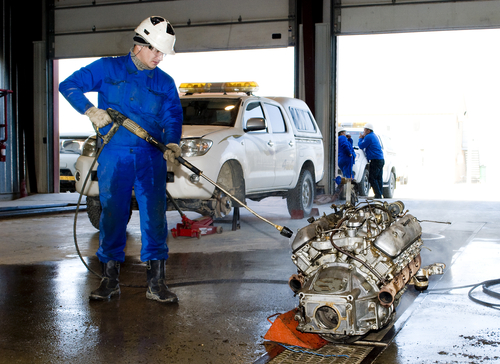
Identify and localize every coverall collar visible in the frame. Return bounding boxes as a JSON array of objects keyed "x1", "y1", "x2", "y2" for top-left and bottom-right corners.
[{"x1": 126, "y1": 53, "x2": 155, "y2": 78}]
